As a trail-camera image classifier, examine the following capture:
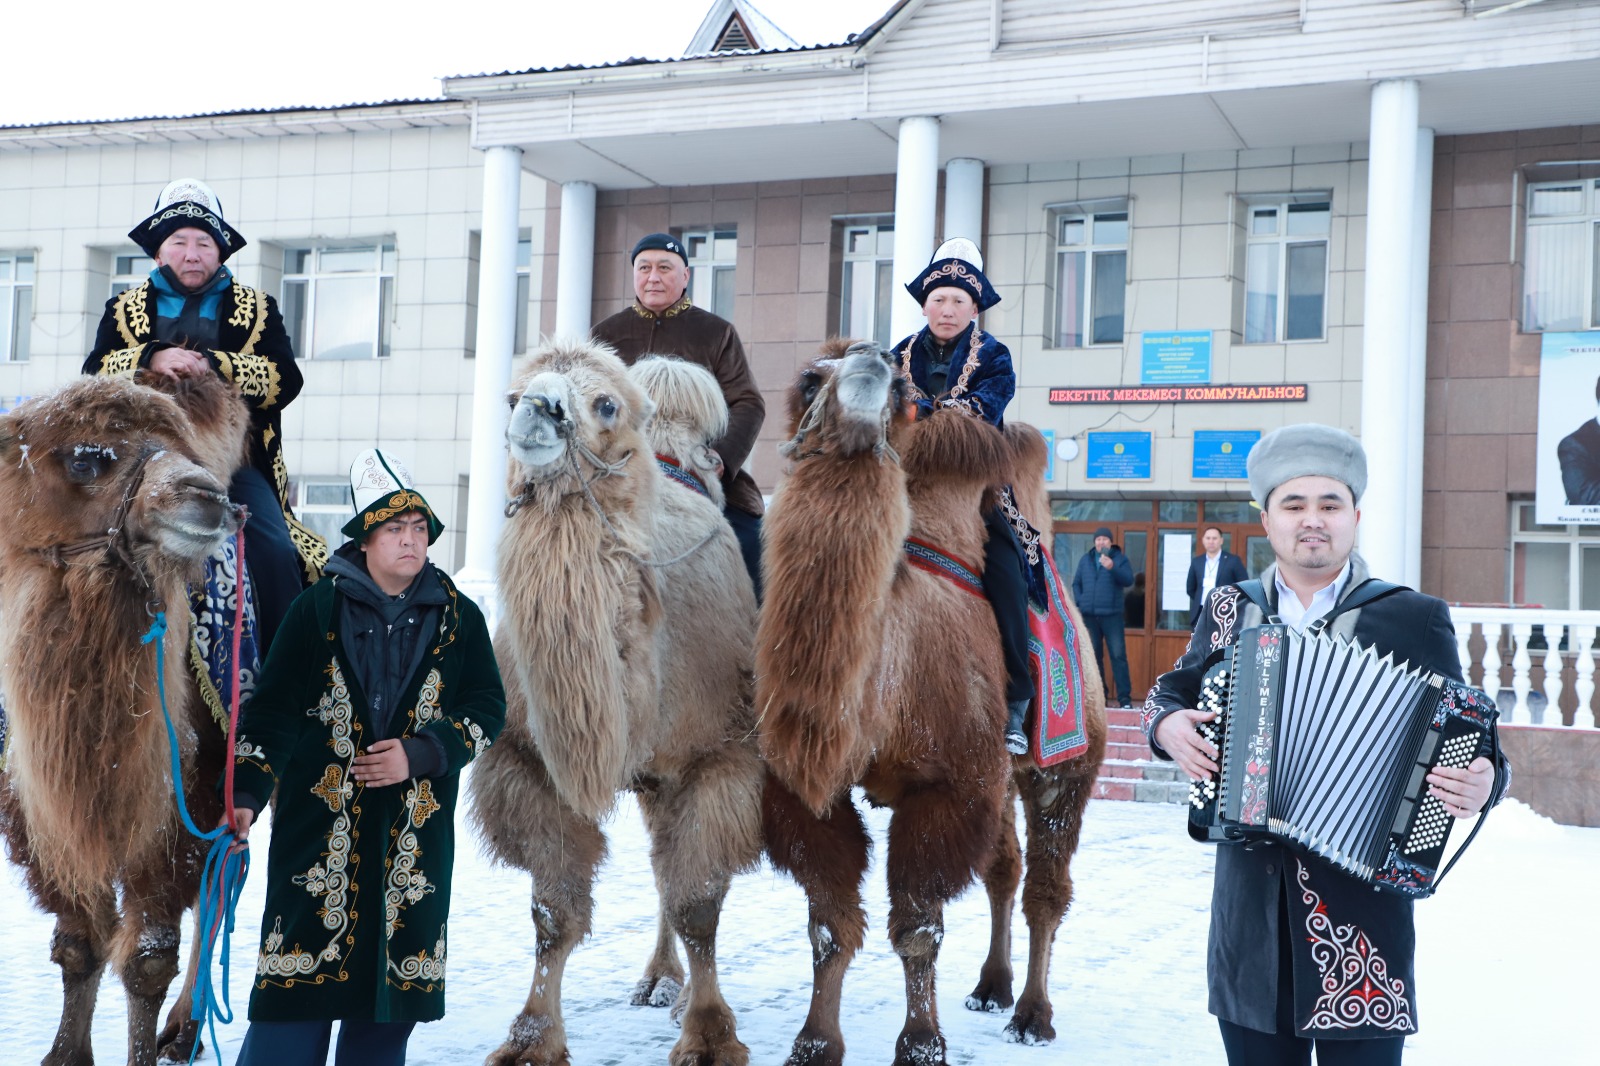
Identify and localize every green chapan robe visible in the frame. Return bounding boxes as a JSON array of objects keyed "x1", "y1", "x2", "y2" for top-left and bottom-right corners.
[{"x1": 231, "y1": 567, "x2": 505, "y2": 1022}]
